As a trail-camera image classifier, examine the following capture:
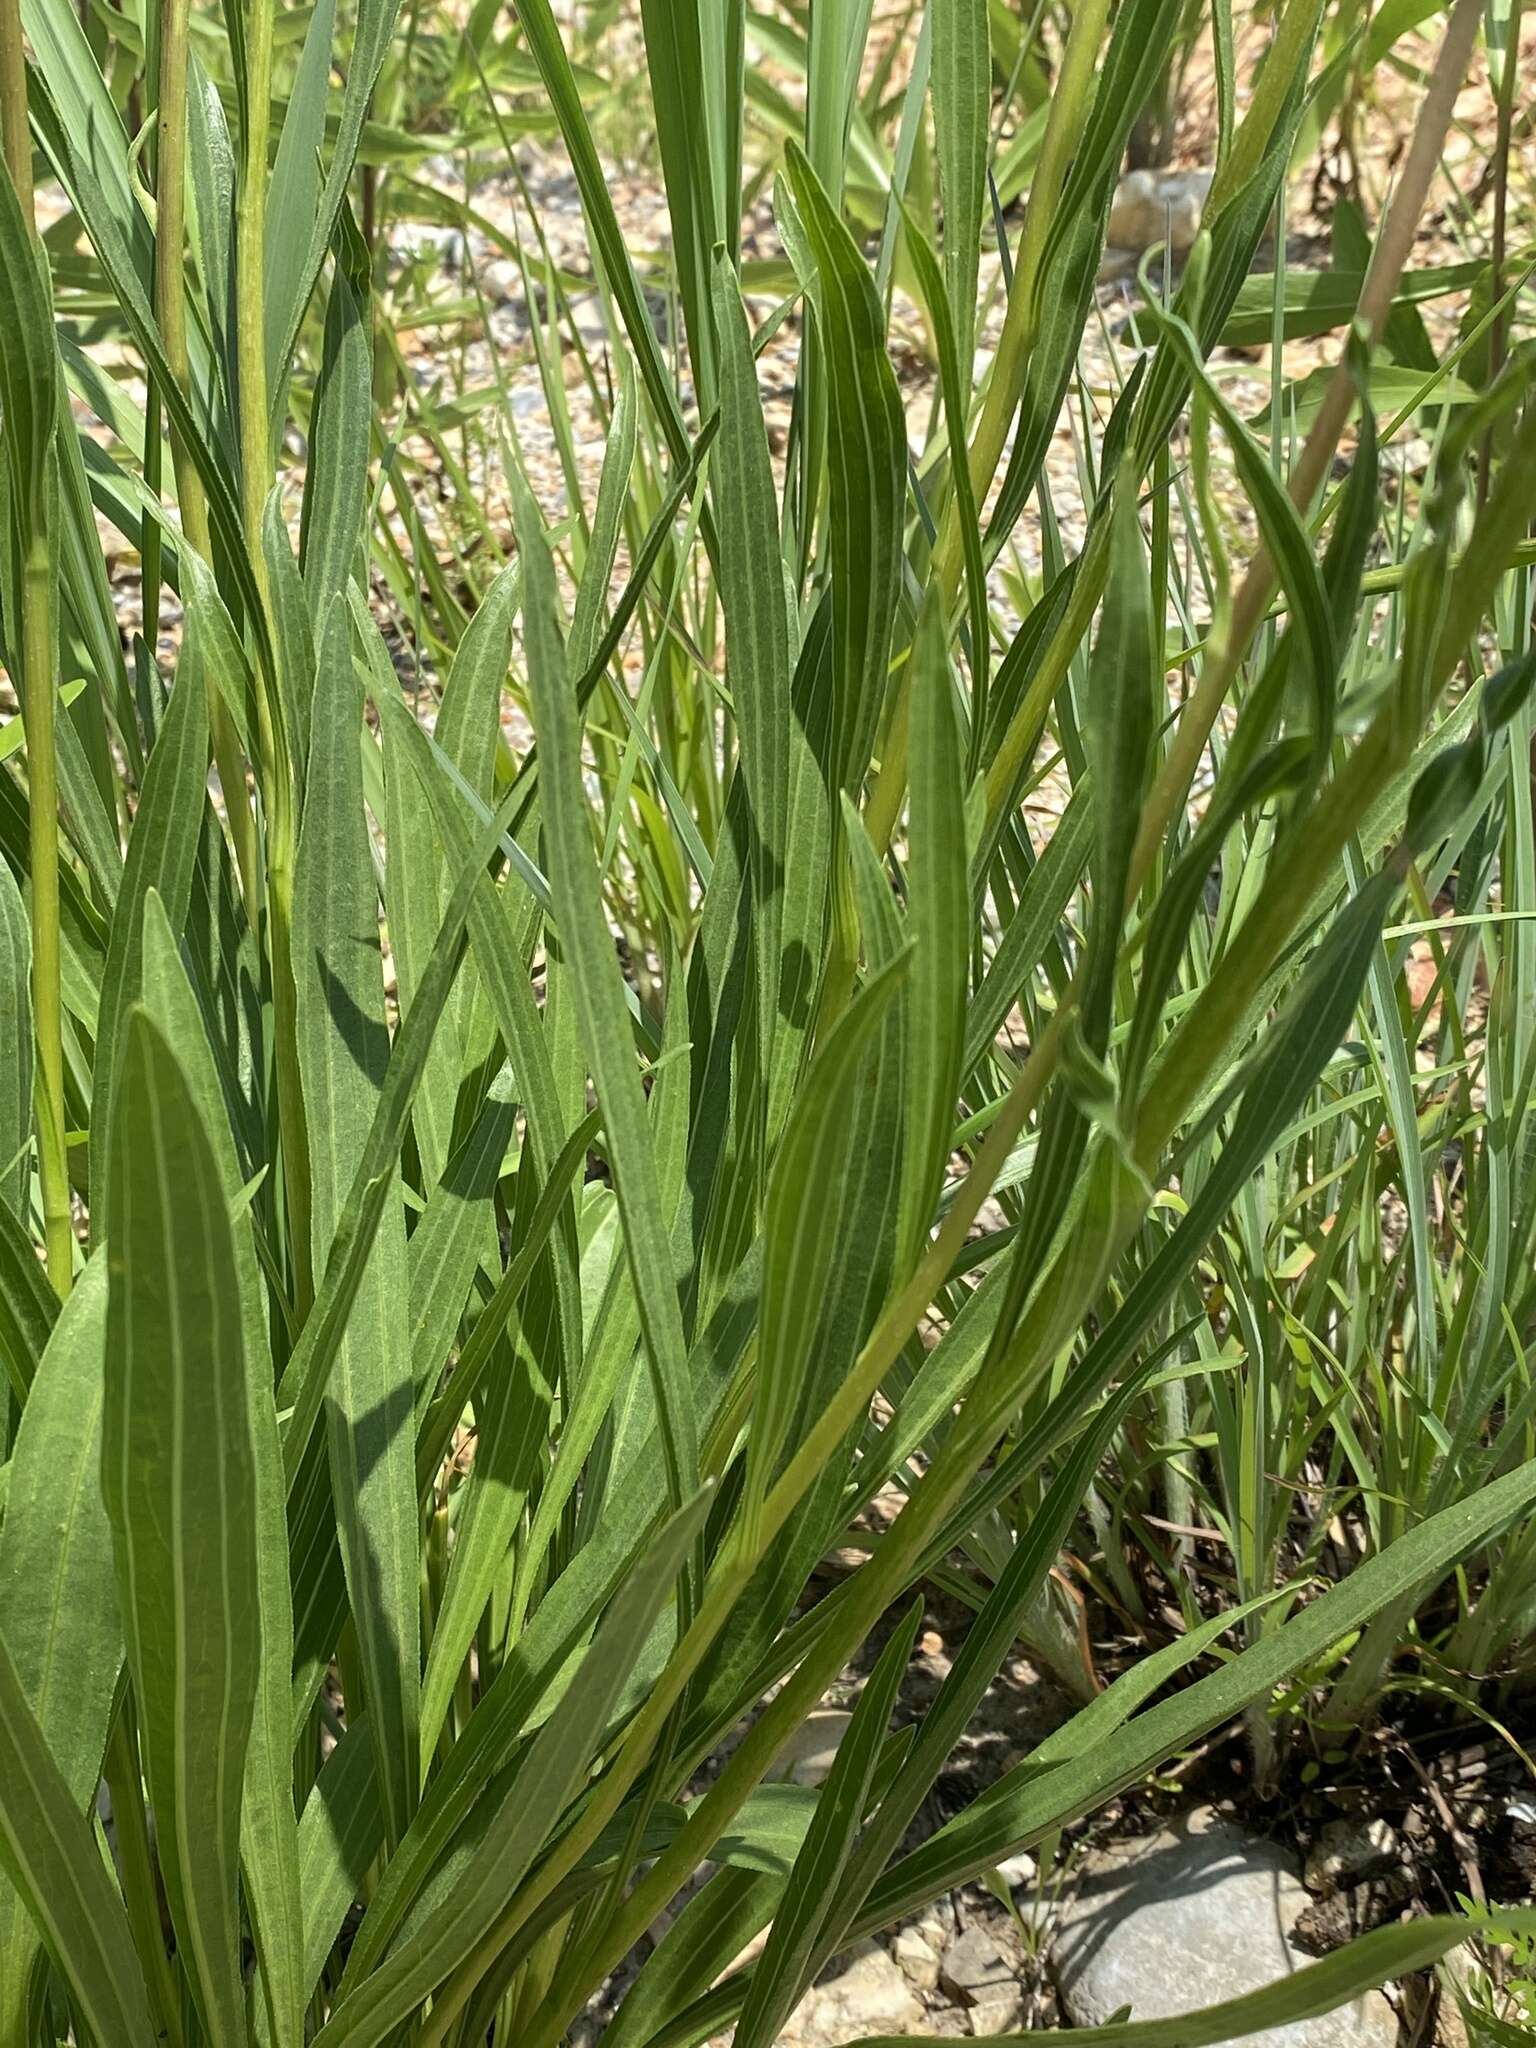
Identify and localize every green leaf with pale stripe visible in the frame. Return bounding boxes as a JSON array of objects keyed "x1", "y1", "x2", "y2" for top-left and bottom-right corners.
[
  {"x1": 743, "y1": 946, "x2": 908, "y2": 1536},
  {"x1": 711, "y1": 253, "x2": 793, "y2": 1161},
  {"x1": 929, "y1": 0, "x2": 990, "y2": 381},
  {"x1": 138, "y1": 893, "x2": 304, "y2": 2048},
  {"x1": 300, "y1": 252, "x2": 373, "y2": 627},
  {"x1": 88, "y1": 651, "x2": 209, "y2": 1231},
  {"x1": 104, "y1": 1007, "x2": 262, "y2": 2047}
]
